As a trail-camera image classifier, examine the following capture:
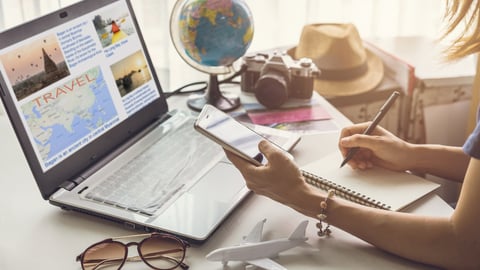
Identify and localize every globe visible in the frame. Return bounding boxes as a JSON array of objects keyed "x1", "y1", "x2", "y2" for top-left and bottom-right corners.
[{"x1": 170, "y1": 0, "x2": 254, "y2": 111}]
